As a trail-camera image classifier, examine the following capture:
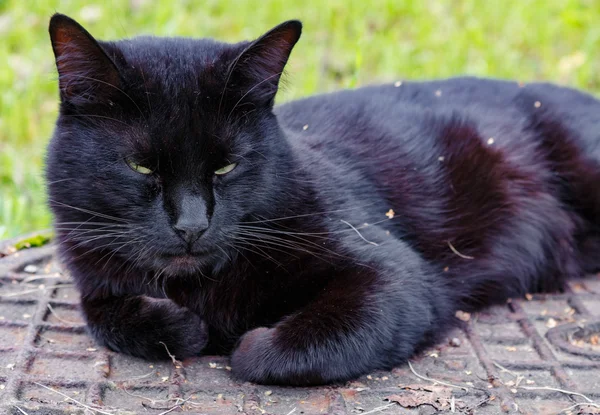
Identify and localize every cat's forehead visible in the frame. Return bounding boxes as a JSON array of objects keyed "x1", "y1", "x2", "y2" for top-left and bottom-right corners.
[
  {"x1": 108, "y1": 37, "x2": 247, "y2": 154},
  {"x1": 110, "y1": 37, "x2": 238, "y2": 94}
]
